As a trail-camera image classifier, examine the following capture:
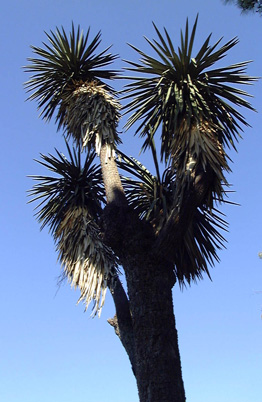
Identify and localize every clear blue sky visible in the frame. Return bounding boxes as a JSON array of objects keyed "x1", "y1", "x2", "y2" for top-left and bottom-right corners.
[{"x1": 0, "y1": 1, "x2": 261, "y2": 401}]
